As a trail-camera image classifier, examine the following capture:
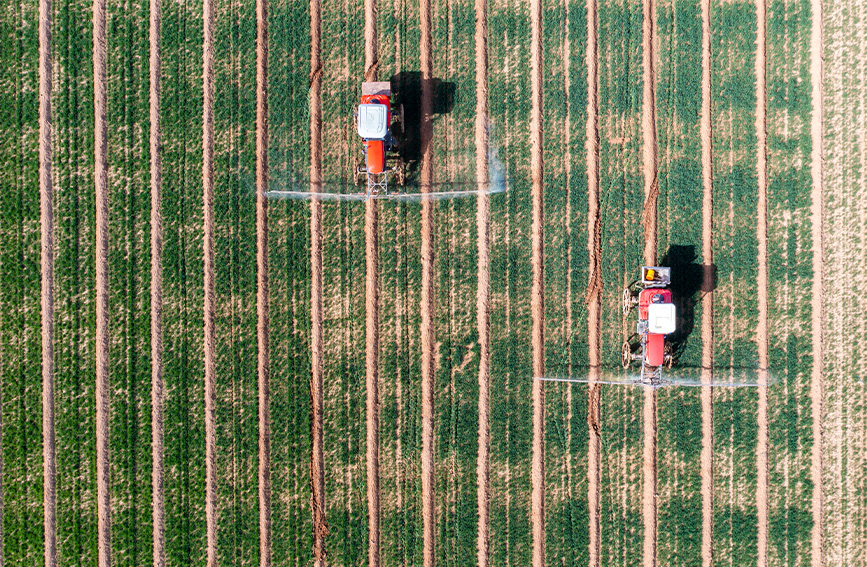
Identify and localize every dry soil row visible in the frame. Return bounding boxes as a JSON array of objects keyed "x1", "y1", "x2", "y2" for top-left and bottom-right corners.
[
  {"x1": 202, "y1": 0, "x2": 217, "y2": 561},
  {"x1": 93, "y1": 0, "x2": 111, "y2": 561},
  {"x1": 364, "y1": 1, "x2": 381, "y2": 565},
  {"x1": 309, "y1": 0, "x2": 326, "y2": 562},
  {"x1": 585, "y1": 0, "x2": 602, "y2": 561},
  {"x1": 530, "y1": 0, "x2": 546, "y2": 564}
]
